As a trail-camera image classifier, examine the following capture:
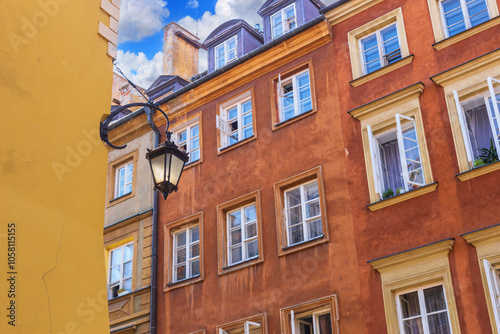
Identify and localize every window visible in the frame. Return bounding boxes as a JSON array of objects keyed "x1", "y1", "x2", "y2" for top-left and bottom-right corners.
[
  {"x1": 349, "y1": 83, "x2": 435, "y2": 210},
  {"x1": 172, "y1": 225, "x2": 200, "y2": 282},
  {"x1": 271, "y1": 4, "x2": 296, "y2": 39},
  {"x1": 426, "y1": 0, "x2": 499, "y2": 48},
  {"x1": 215, "y1": 36, "x2": 237, "y2": 69},
  {"x1": 108, "y1": 242, "x2": 133, "y2": 298},
  {"x1": 359, "y1": 23, "x2": 402, "y2": 75},
  {"x1": 483, "y1": 259, "x2": 500, "y2": 331},
  {"x1": 452, "y1": 77, "x2": 500, "y2": 170},
  {"x1": 107, "y1": 151, "x2": 138, "y2": 206},
  {"x1": 396, "y1": 284, "x2": 453, "y2": 334},
  {"x1": 278, "y1": 69, "x2": 312, "y2": 123},
  {"x1": 217, "y1": 191, "x2": 263, "y2": 274},
  {"x1": 217, "y1": 96, "x2": 254, "y2": 149},
  {"x1": 439, "y1": 0, "x2": 490, "y2": 37},
  {"x1": 175, "y1": 123, "x2": 200, "y2": 164},
  {"x1": 284, "y1": 181, "x2": 323, "y2": 247},
  {"x1": 115, "y1": 161, "x2": 133, "y2": 198},
  {"x1": 280, "y1": 295, "x2": 339, "y2": 334},
  {"x1": 226, "y1": 203, "x2": 259, "y2": 266},
  {"x1": 217, "y1": 314, "x2": 266, "y2": 334},
  {"x1": 347, "y1": 8, "x2": 411, "y2": 85},
  {"x1": 274, "y1": 167, "x2": 328, "y2": 256},
  {"x1": 368, "y1": 239, "x2": 461, "y2": 334},
  {"x1": 164, "y1": 212, "x2": 204, "y2": 290}
]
